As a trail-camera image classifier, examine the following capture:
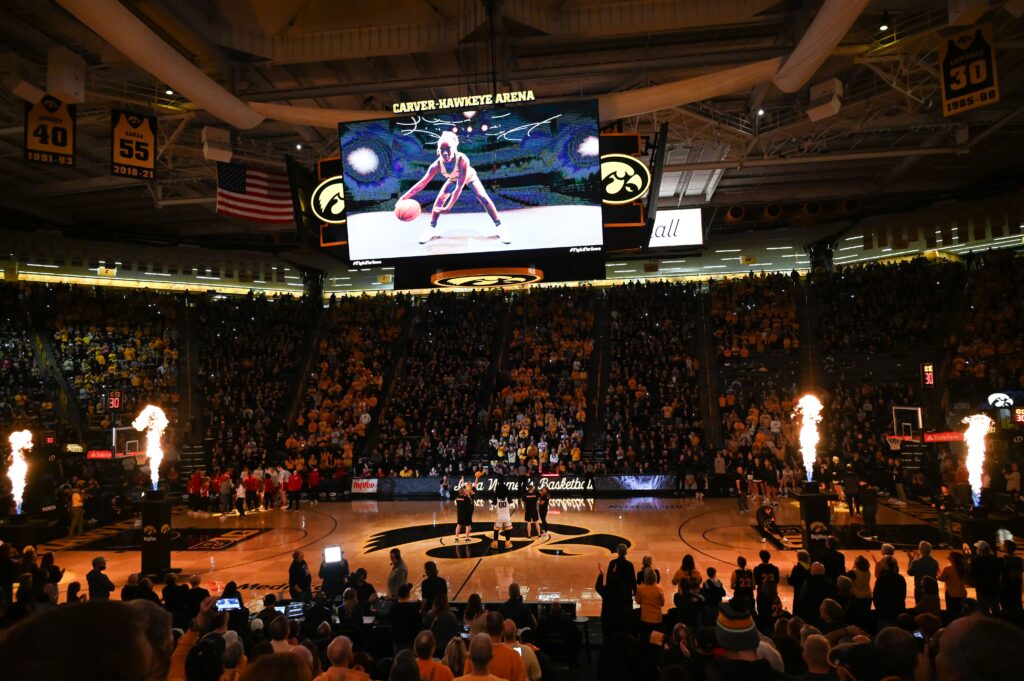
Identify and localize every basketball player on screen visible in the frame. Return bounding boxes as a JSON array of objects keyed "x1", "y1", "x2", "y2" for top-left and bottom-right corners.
[{"x1": 397, "y1": 130, "x2": 507, "y2": 245}]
